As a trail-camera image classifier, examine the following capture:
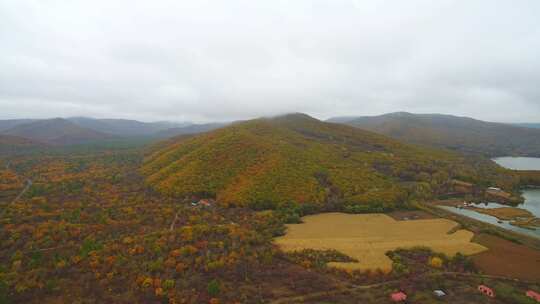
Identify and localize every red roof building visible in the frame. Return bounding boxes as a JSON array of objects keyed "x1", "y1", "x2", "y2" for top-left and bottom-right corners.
[
  {"x1": 390, "y1": 291, "x2": 407, "y2": 302},
  {"x1": 478, "y1": 285, "x2": 495, "y2": 298},
  {"x1": 526, "y1": 290, "x2": 540, "y2": 302},
  {"x1": 192, "y1": 198, "x2": 214, "y2": 207},
  {"x1": 198, "y1": 199, "x2": 212, "y2": 206}
]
